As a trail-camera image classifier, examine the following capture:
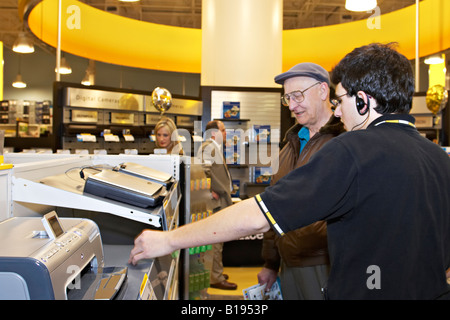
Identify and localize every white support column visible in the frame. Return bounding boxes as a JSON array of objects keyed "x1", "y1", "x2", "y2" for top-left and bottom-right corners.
[
  {"x1": 415, "y1": 0, "x2": 420, "y2": 92},
  {"x1": 201, "y1": 0, "x2": 283, "y2": 88}
]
